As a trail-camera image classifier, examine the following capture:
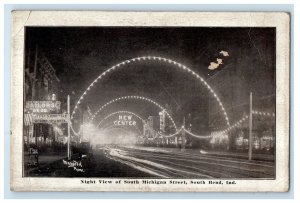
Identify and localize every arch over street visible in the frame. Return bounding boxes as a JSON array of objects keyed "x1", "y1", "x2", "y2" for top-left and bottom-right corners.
[
  {"x1": 91, "y1": 95, "x2": 178, "y2": 131},
  {"x1": 70, "y1": 56, "x2": 230, "y2": 130}
]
